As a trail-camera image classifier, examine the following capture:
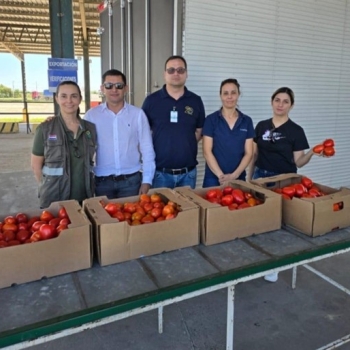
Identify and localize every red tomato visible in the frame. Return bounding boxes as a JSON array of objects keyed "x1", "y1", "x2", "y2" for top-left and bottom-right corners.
[
  {"x1": 237, "y1": 203, "x2": 250, "y2": 209},
  {"x1": 40, "y1": 210, "x2": 55, "y2": 223},
  {"x1": 30, "y1": 231, "x2": 41, "y2": 242},
  {"x1": 282, "y1": 186, "x2": 295, "y2": 198},
  {"x1": 221, "y1": 195, "x2": 234, "y2": 206},
  {"x1": 139, "y1": 194, "x2": 151, "y2": 203},
  {"x1": 39, "y1": 224, "x2": 57, "y2": 240},
  {"x1": 301, "y1": 193, "x2": 313, "y2": 198},
  {"x1": 112, "y1": 211, "x2": 125, "y2": 222},
  {"x1": 323, "y1": 139, "x2": 334, "y2": 147},
  {"x1": 293, "y1": 184, "x2": 305, "y2": 197},
  {"x1": 31, "y1": 220, "x2": 46, "y2": 233},
  {"x1": 2, "y1": 223, "x2": 18, "y2": 233},
  {"x1": 131, "y1": 212, "x2": 144, "y2": 221},
  {"x1": 222, "y1": 186, "x2": 233, "y2": 195},
  {"x1": 59, "y1": 218, "x2": 70, "y2": 226},
  {"x1": 228, "y1": 203, "x2": 238, "y2": 210},
  {"x1": 153, "y1": 202, "x2": 165, "y2": 209},
  {"x1": 247, "y1": 198, "x2": 257, "y2": 207},
  {"x1": 0, "y1": 241, "x2": 9, "y2": 248},
  {"x1": 274, "y1": 188, "x2": 283, "y2": 194},
  {"x1": 49, "y1": 217, "x2": 61, "y2": 227},
  {"x1": 165, "y1": 213, "x2": 177, "y2": 220},
  {"x1": 162, "y1": 204, "x2": 175, "y2": 217},
  {"x1": 8, "y1": 240, "x2": 21, "y2": 246},
  {"x1": 281, "y1": 193, "x2": 292, "y2": 200},
  {"x1": 308, "y1": 188, "x2": 321, "y2": 197},
  {"x1": 58, "y1": 207, "x2": 69, "y2": 219},
  {"x1": 3, "y1": 230, "x2": 16, "y2": 242},
  {"x1": 56, "y1": 224, "x2": 68, "y2": 235},
  {"x1": 301, "y1": 177, "x2": 313, "y2": 189},
  {"x1": 131, "y1": 219, "x2": 142, "y2": 226},
  {"x1": 323, "y1": 146, "x2": 335, "y2": 157},
  {"x1": 231, "y1": 189, "x2": 245, "y2": 204},
  {"x1": 15, "y1": 213, "x2": 28, "y2": 223},
  {"x1": 104, "y1": 203, "x2": 121, "y2": 215},
  {"x1": 27, "y1": 216, "x2": 41, "y2": 229},
  {"x1": 18, "y1": 222, "x2": 29, "y2": 231},
  {"x1": 4, "y1": 216, "x2": 17, "y2": 225},
  {"x1": 244, "y1": 192, "x2": 253, "y2": 200},
  {"x1": 312, "y1": 144, "x2": 324, "y2": 154},
  {"x1": 16, "y1": 230, "x2": 31, "y2": 243},
  {"x1": 206, "y1": 189, "x2": 218, "y2": 200},
  {"x1": 208, "y1": 197, "x2": 221, "y2": 204},
  {"x1": 141, "y1": 215, "x2": 155, "y2": 224},
  {"x1": 156, "y1": 216, "x2": 165, "y2": 222},
  {"x1": 143, "y1": 202, "x2": 154, "y2": 213},
  {"x1": 150, "y1": 208, "x2": 162, "y2": 219},
  {"x1": 150, "y1": 194, "x2": 162, "y2": 203}
]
